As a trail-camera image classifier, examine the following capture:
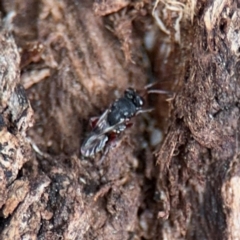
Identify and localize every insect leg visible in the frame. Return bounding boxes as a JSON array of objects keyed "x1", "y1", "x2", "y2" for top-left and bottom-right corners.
[
  {"x1": 136, "y1": 108, "x2": 154, "y2": 115},
  {"x1": 98, "y1": 147, "x2": 110, "y2": 165},
  {"x1": 98, "y1": 132, "x2": 118, "y2": 165},
  {"x1": 89, "y1": 117, "x2": 99, "y2": 129},
  {"x1": 125, "y1": 121, "x2": 133, "y2": 128}
]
